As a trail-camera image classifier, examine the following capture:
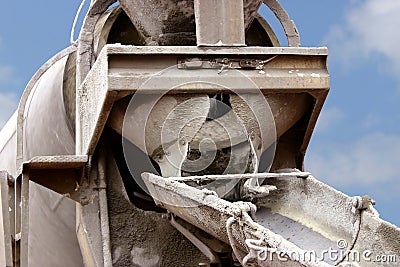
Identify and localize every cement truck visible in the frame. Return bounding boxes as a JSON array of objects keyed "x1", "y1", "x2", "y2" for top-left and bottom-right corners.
[{"x1": 0, "y1": 0, "x2": 399, "y2": 266}]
